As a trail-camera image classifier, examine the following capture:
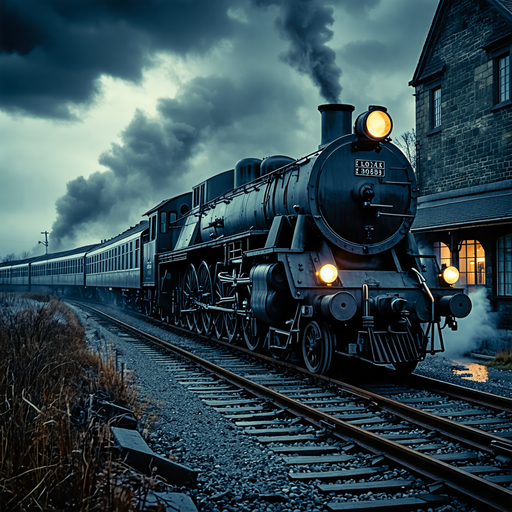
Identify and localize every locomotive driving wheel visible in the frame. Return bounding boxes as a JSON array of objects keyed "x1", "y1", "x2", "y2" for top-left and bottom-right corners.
[
  {"x1": 302, "y1": 321, "x2": 334, "y2": 374},
  {"x1": 196, "y1": 261, "x2": 213, "y2": 335},
  {"x1": 181, "y1": 263, "x2": 199, "y2": 331},
  {"x1": 242, "y1": 314, "x2": 267, "y2": 352}
]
